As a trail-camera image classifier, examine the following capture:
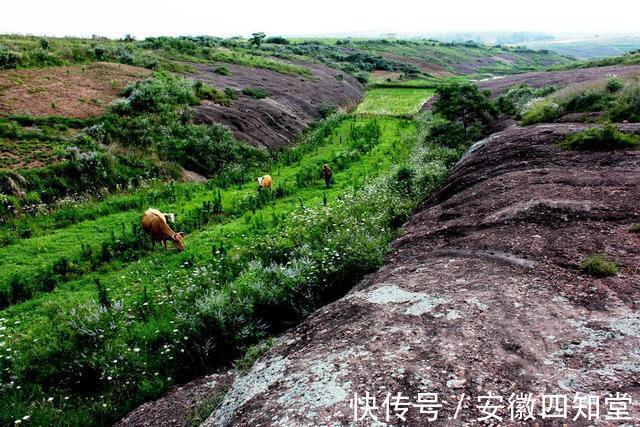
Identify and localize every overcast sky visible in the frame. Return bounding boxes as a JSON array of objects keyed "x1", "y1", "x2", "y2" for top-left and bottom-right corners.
[{"x1": 2, "y1": 0, "x2": 639, "y2": 39}]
